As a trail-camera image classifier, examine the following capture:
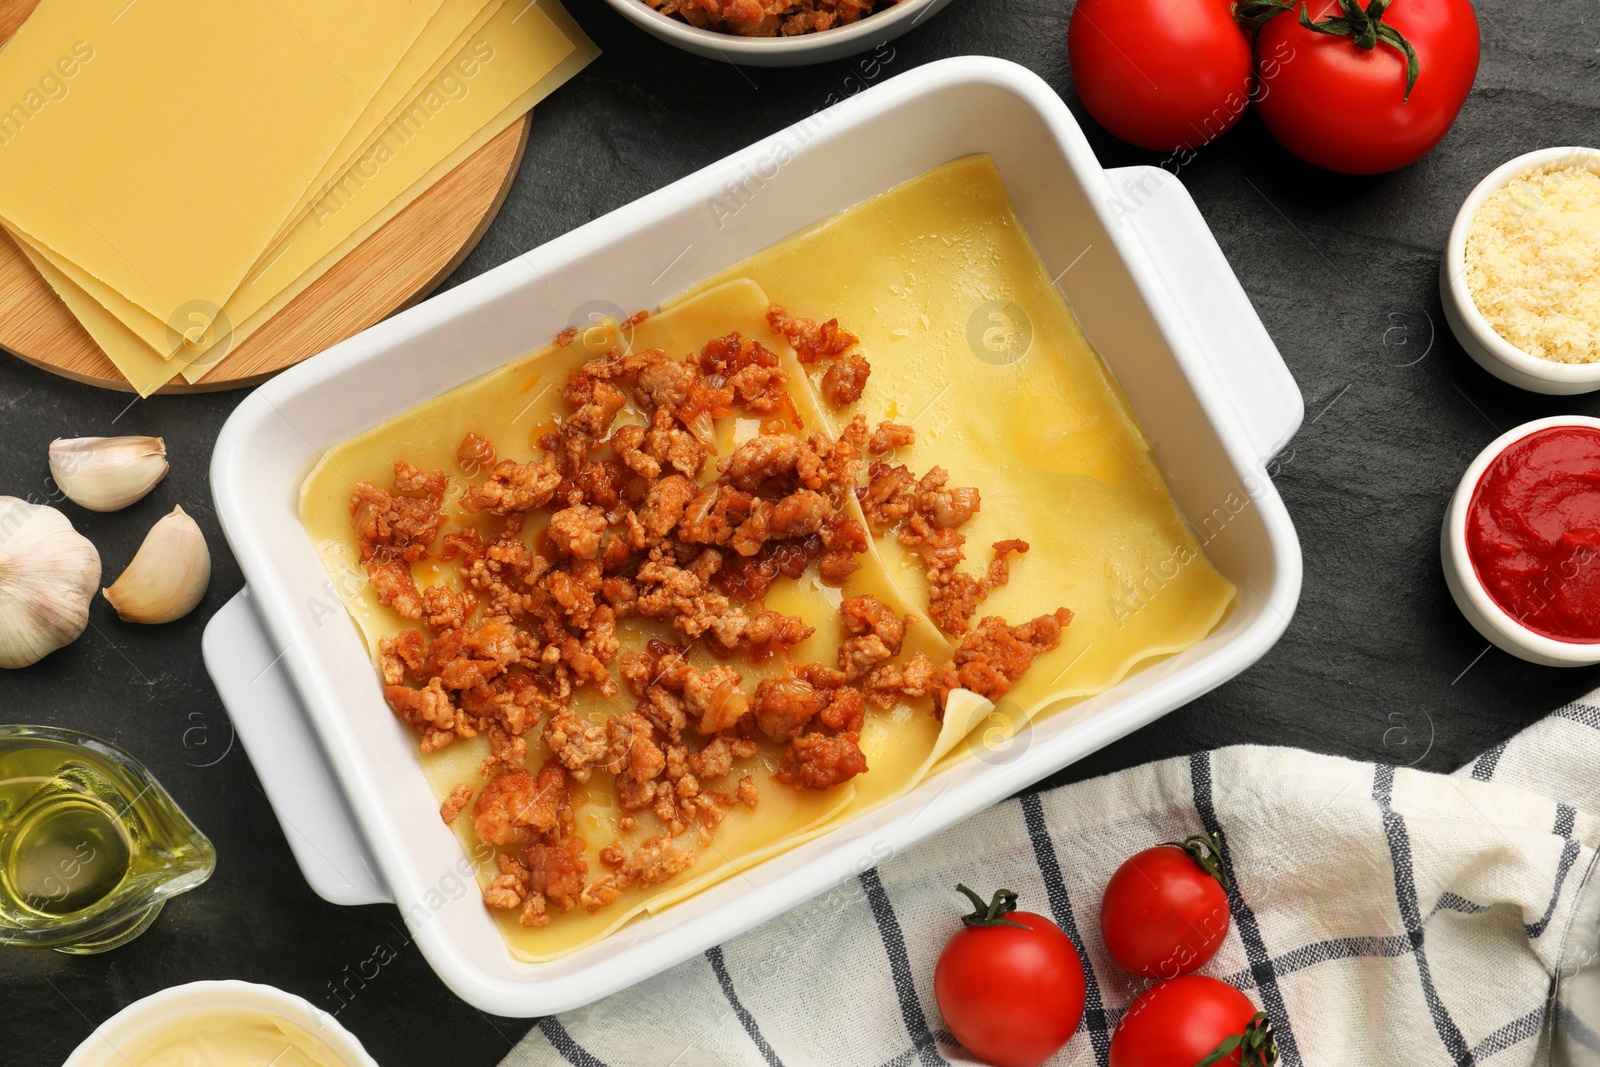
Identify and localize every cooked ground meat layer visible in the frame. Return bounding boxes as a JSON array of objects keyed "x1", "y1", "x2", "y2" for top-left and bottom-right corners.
[{"x1": 354, "y1": 306, "x2": 1070, "y2": 927}]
